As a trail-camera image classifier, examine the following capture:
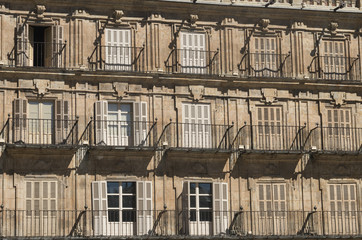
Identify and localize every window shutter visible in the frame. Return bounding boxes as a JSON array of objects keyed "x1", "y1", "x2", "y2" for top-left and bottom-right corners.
[
  {"x1": 134, "y1": 102, "x2": 148, "y2": 146},
  {"x1": 182, "y1": 181, "x2": 190, "y2": 235},
  {"x1": 92, "y1": 181, "x2": 107, "y2": 236},
  {"x1": 95, "y1": 101, "x2": 108, "y2": 145},
  {"x1": 137, "y1": 181, "x2": 152, "y2": 235},
  {"x1": 16, "y1": 22, "x2": 29, "y2": 66},
  {"x1": 213, "y1": 182, "x2": 228, "y2": 235},
  {"x1": 51, "y1": 25, "x2": 64, "y2": 67},
  {"x1": 55, "y1": 100, "x2": 69, "y2": 144},
  {"x1": 13, "y1": 98, "x2": 27, "y2": 143}
]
